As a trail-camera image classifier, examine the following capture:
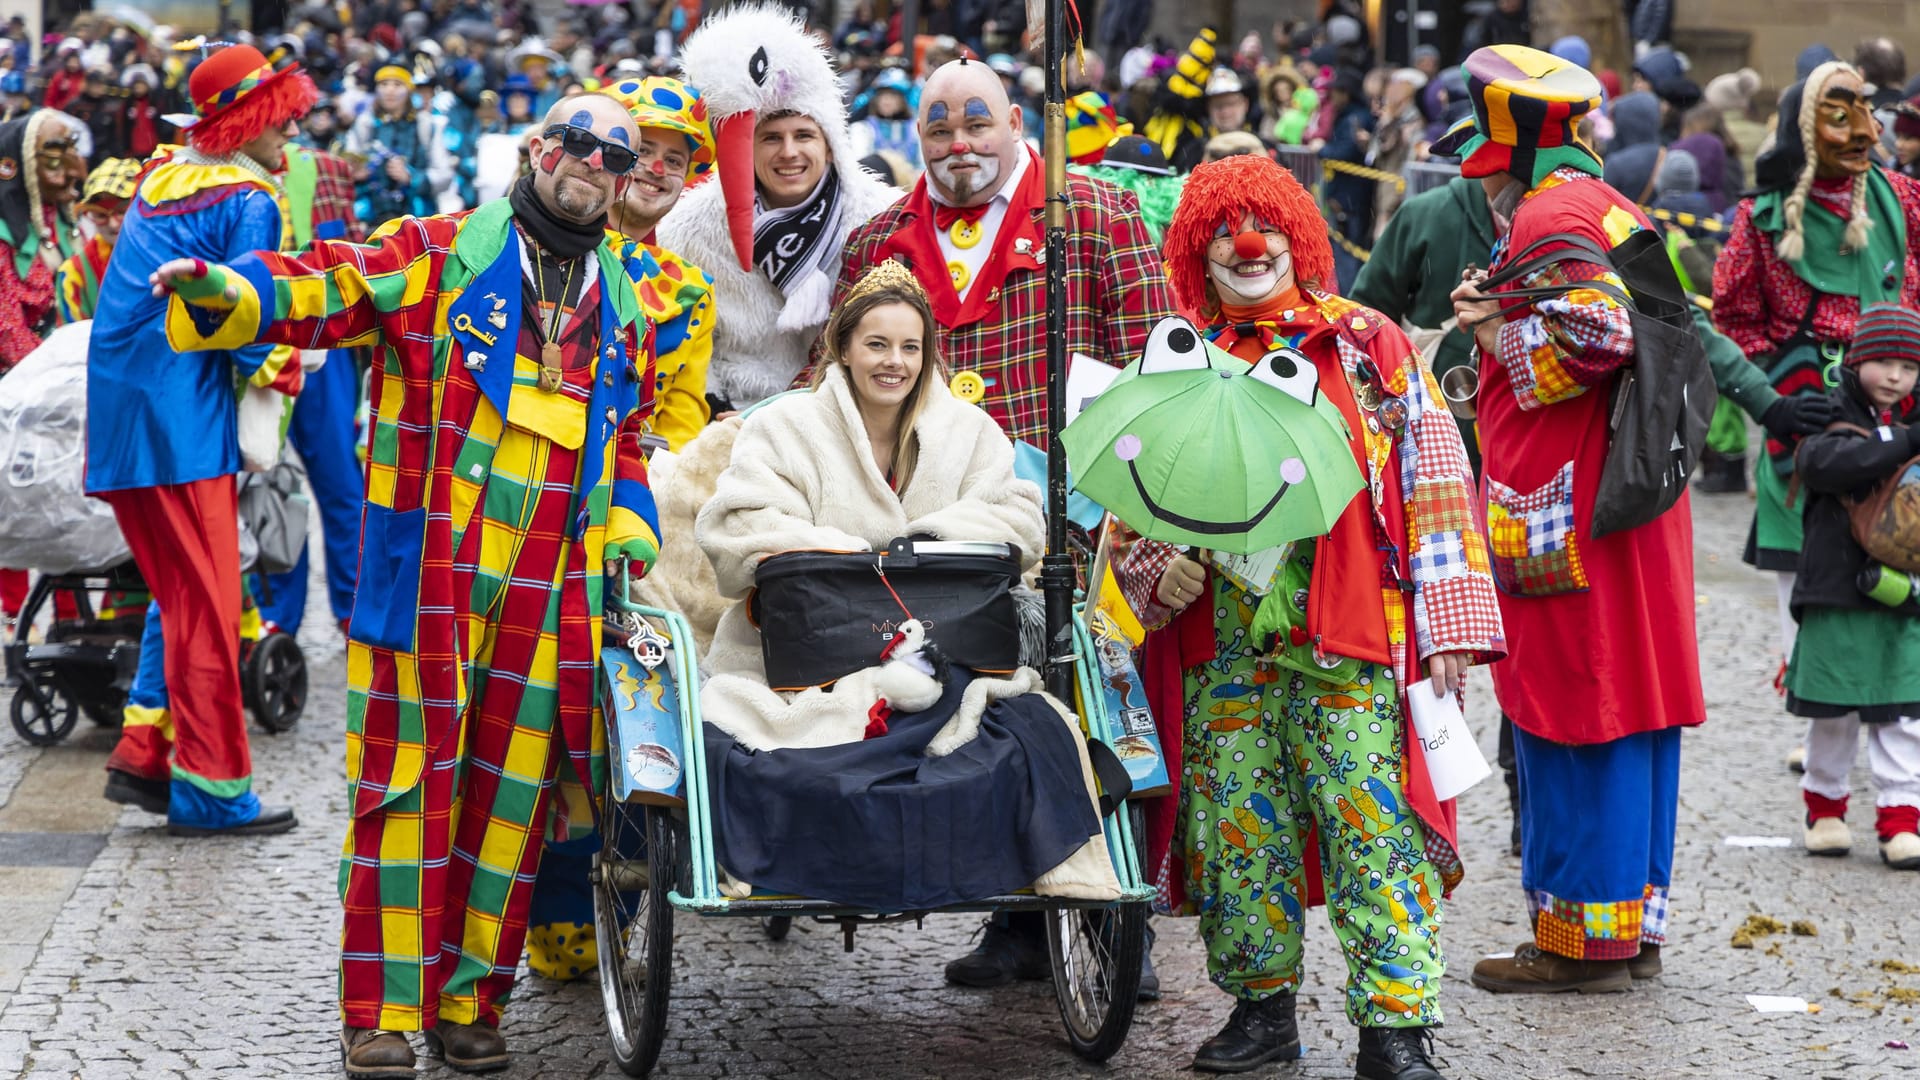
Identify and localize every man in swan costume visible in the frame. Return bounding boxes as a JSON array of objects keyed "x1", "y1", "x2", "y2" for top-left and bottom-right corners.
[{"x1": 657, "y1": 3, "x2": 900, "y2": 412}]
